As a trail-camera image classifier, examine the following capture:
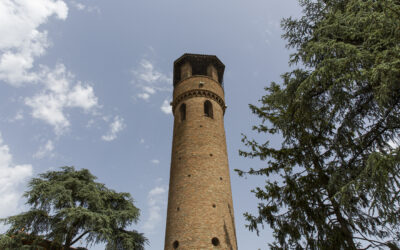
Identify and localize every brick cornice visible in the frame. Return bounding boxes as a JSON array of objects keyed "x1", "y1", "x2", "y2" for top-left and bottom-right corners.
[
  {"x1": 172, "y1": 89, "x2": 226, "y2": 114},
  {"x1": 174, "y1": 75, "x2": 224, "y2": 92}
]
